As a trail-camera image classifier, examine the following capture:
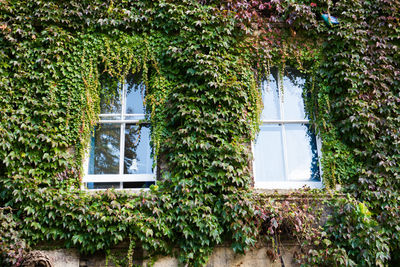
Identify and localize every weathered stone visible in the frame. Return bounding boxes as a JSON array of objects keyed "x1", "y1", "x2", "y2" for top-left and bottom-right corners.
[
  {"x1": 31, "y1": 249, "x2": 79, "y2": 267},
  {"x1": 32, "y1": 243, "x2": 300, "y2": 267}
]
